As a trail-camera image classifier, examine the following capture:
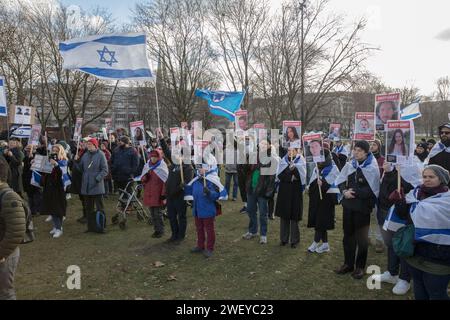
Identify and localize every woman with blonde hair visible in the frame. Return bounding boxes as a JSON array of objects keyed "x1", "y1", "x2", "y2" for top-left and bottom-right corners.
[{"x1": 40, "y1": 144, "x2": 71, "y2": 238}]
